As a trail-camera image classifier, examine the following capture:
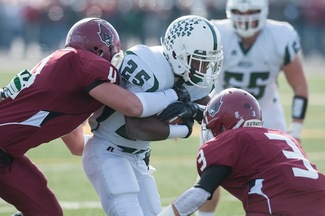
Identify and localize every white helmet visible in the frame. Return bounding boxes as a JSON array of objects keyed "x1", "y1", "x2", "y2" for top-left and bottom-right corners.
[
  {"x1": 162, "y1": 15, "x2": 223, "y2": 88},
  {"x1": 226, "y1": 0, "x2": 269, "y2": 38}
]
